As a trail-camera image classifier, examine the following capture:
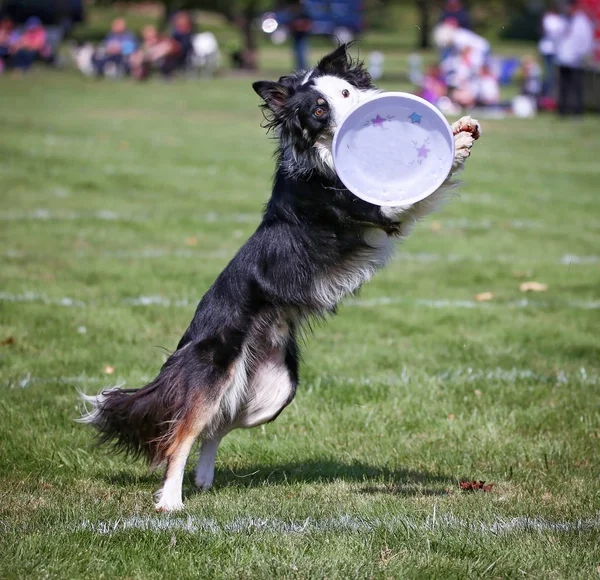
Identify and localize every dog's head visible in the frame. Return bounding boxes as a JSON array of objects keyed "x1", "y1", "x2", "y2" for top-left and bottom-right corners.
[{"x1": 253, "y1": 44, "x2": 377, "y2": 176}]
